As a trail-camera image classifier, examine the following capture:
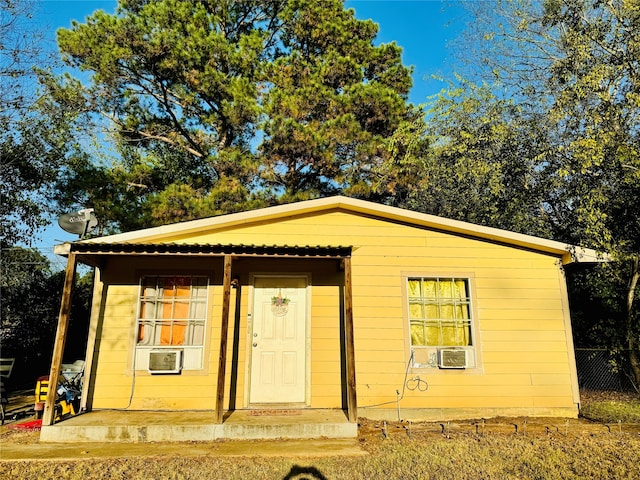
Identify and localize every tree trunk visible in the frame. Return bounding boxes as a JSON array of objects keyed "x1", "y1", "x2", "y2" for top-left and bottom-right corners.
[{"x1": 626, "y1": 254, "x2": 640, "y2": 393}]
